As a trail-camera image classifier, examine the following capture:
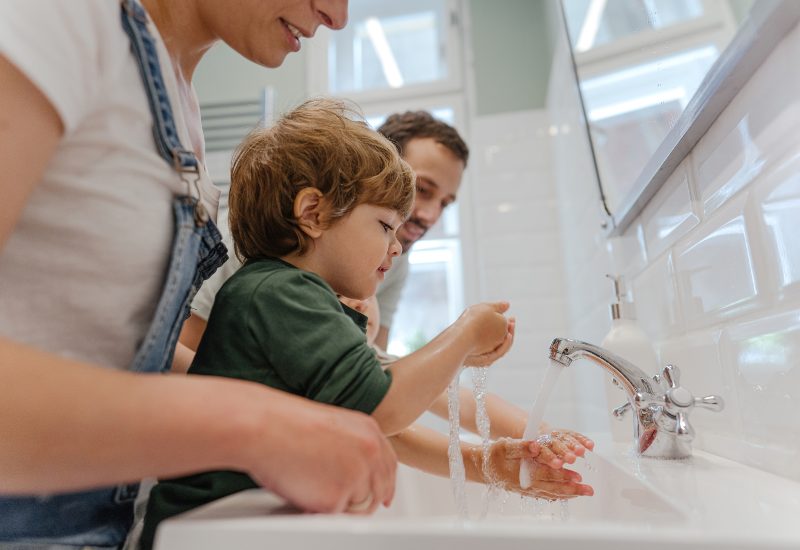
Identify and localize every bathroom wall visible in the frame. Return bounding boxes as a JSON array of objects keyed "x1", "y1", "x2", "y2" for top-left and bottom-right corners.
[
  {"x1": 465, "y1": 110, "x2": 589, "y2": 430},
  {"x1": 548, "y1": 14, "x2": 800, "y2": 481},
  {"x1": 467, "y1": 0, "x2": 553, "y2": 115}
]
